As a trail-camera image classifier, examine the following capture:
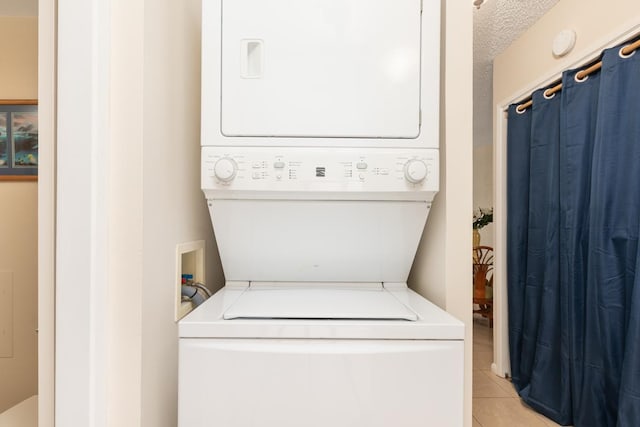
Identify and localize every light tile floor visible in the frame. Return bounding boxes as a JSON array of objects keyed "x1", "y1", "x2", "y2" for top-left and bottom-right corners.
[{"x1": 472, "y1": 317, "x2": 564, "y2": 427}]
